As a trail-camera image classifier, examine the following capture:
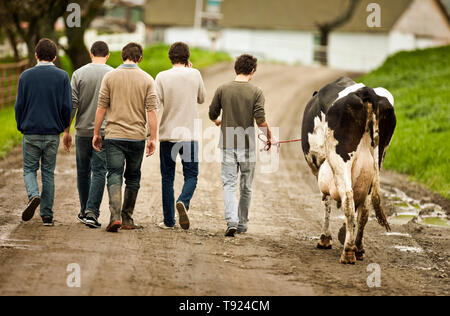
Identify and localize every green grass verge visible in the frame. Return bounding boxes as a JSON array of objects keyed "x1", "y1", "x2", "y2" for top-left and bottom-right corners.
[
  {"x1": 0, "y1": 106, "x2": 22, "y2": 159},
  {"x1": 359, "y1": 45, "x2": 450, "y2": 199}
]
